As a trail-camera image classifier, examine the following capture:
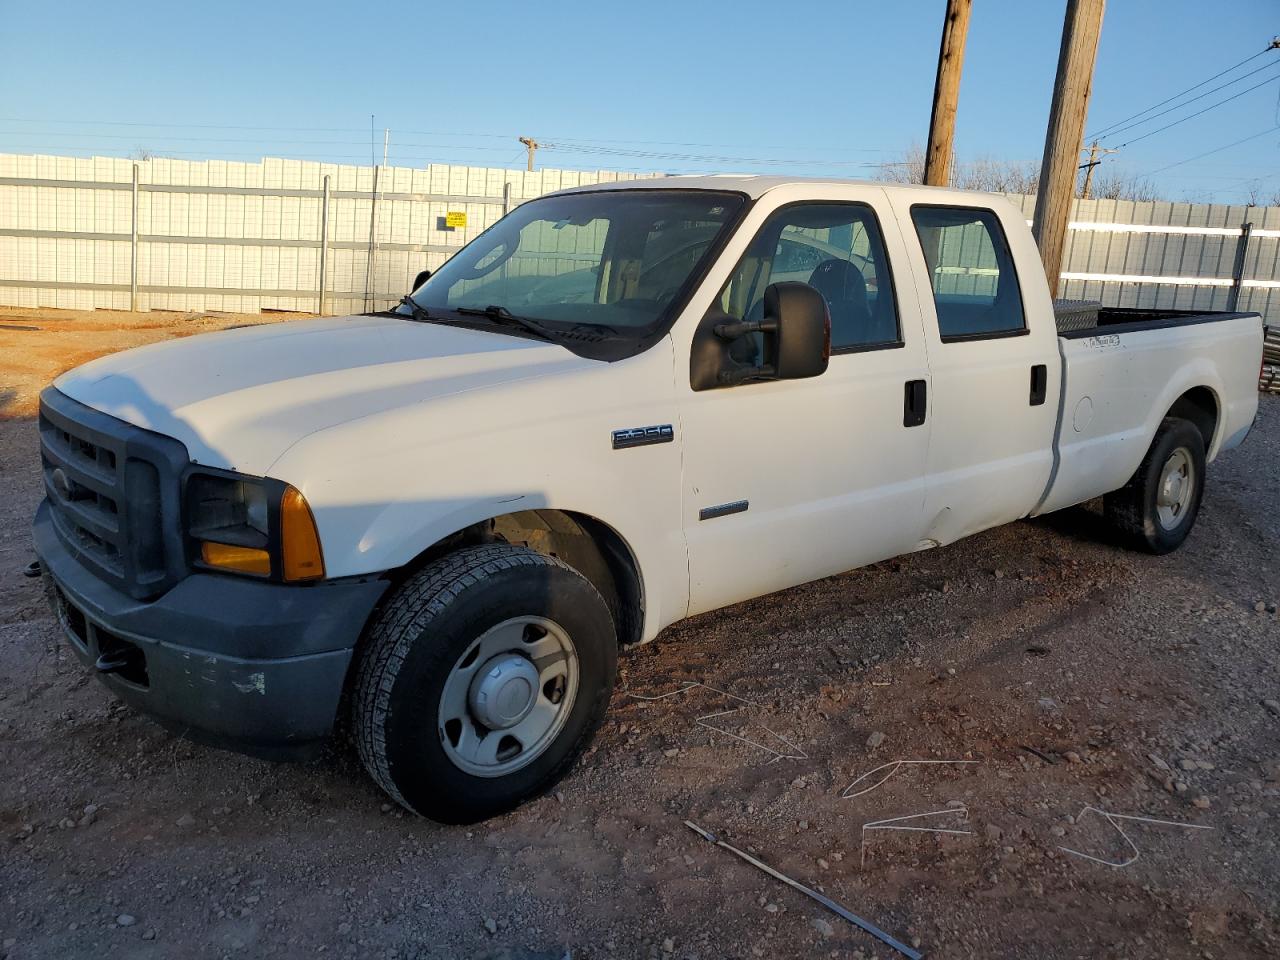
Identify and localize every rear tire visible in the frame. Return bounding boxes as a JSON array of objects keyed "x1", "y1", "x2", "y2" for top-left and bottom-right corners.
[
  {"x1": 354, "y1": 544, "x2": 617, "y2": 823},
  {"x1": 1104, "y1": 417, "x2": 1206, "y2": 554}
]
